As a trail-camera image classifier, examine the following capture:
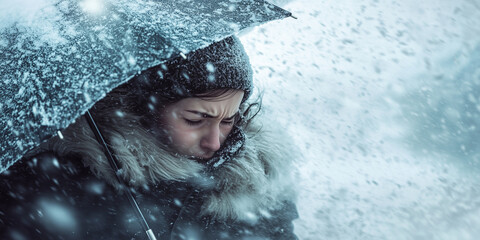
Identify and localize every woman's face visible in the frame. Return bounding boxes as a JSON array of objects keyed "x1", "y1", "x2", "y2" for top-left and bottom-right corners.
[{"x1": 159, "y1": 90, "x2": 244, "y2": 160}]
